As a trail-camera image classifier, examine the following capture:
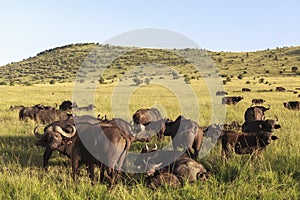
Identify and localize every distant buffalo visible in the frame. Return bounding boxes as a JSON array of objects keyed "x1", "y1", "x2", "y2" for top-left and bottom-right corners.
[
  {"x1": 222, "y1": 96, "x2": 243, "y2": 105},
  {"x1": 216, "y1": 91, "x2": 228, "y2": 96},
  {"x1": 251, "y1": 99, "x2": 265, "y2": 105},
  {"x1": 283, "y1": 101, "x2": 300, "y2": 110},
  {"x1": 242, "y1": 88, "x2": 251, "y2": 92},
  {"x1": 276, "y1": 87, "x2": 286, "y2": 92}
]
